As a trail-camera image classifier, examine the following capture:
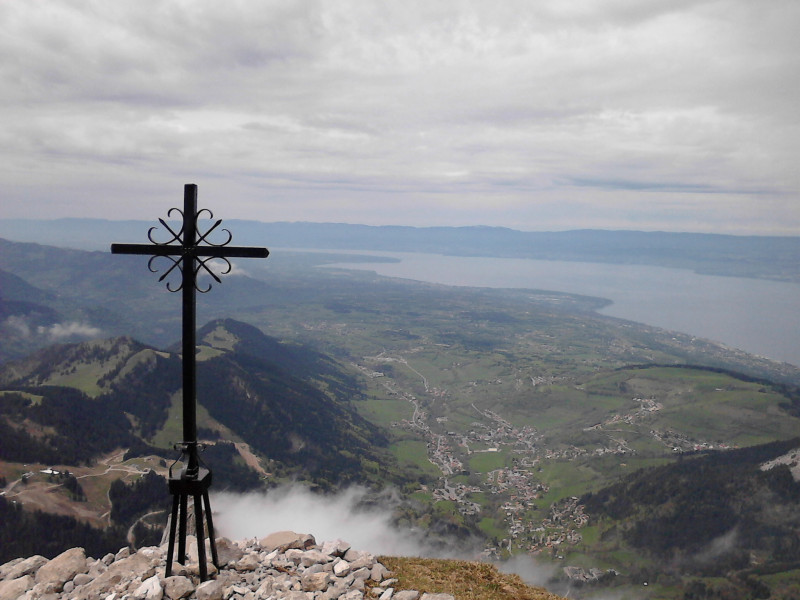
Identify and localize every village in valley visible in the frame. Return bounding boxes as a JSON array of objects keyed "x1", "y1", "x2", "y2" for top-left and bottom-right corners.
[{"x1": 357, "y1": 350, "x2": 738, "y2": 559}]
